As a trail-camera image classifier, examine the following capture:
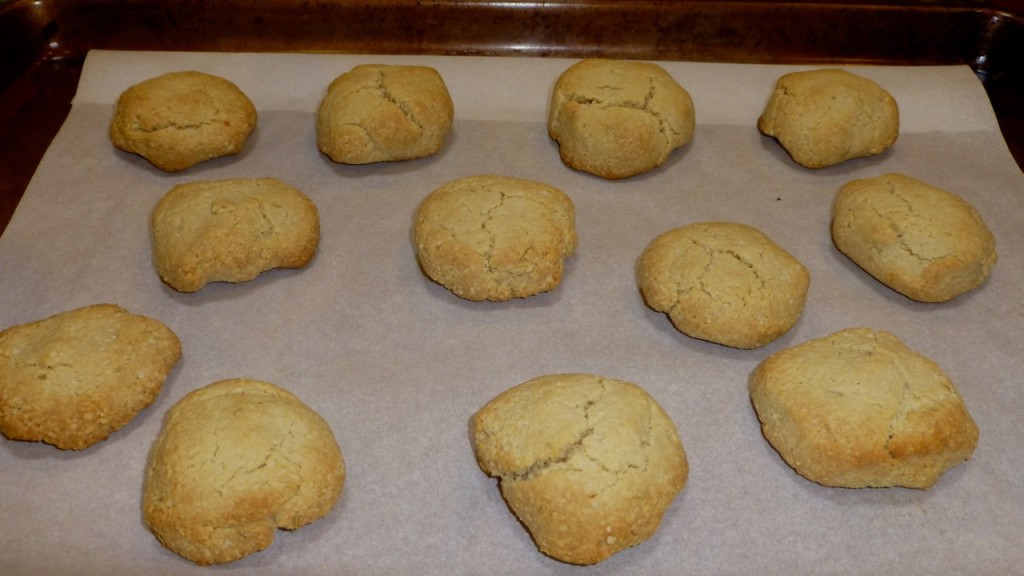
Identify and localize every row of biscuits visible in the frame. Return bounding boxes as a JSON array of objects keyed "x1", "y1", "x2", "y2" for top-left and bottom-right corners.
[
  {"x1": 1, "y1": 58, "x2": 991, "y2": 567},
  {"x1": 109, "y1": 61, "x2": 897, "y2": 177}
]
